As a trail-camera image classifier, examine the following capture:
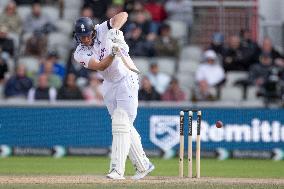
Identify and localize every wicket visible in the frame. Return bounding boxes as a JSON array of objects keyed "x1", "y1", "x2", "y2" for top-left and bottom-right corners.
[{"x1": 179, "y1": 109, "x2": 202, "y2": 178}]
